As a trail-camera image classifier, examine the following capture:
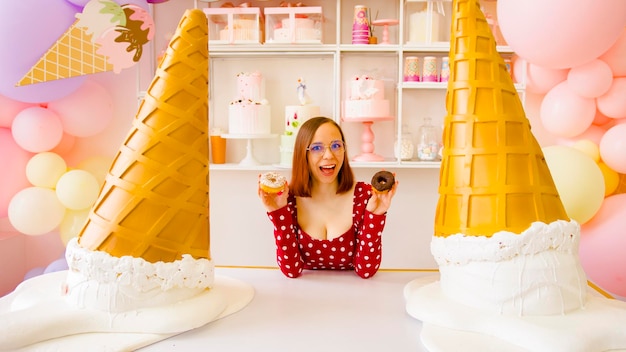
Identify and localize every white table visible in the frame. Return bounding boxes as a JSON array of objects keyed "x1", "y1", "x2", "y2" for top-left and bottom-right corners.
[{"x1": 139, "y1": 267, "x2": 431, "y2": 352}]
